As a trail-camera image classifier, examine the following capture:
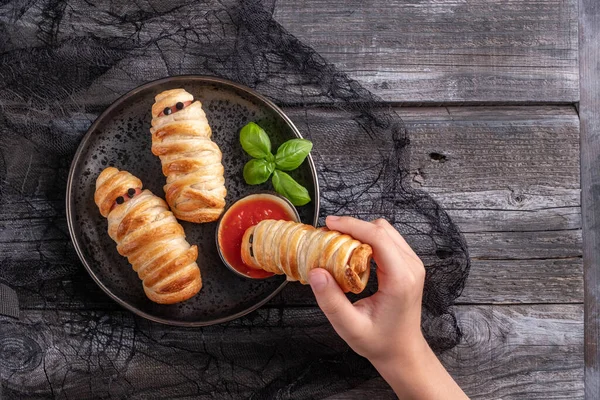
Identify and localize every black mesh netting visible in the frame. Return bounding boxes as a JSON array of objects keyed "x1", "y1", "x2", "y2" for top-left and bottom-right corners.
[{"x1": 0, "y1": 0, "x2": 469, "y2": 398}]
